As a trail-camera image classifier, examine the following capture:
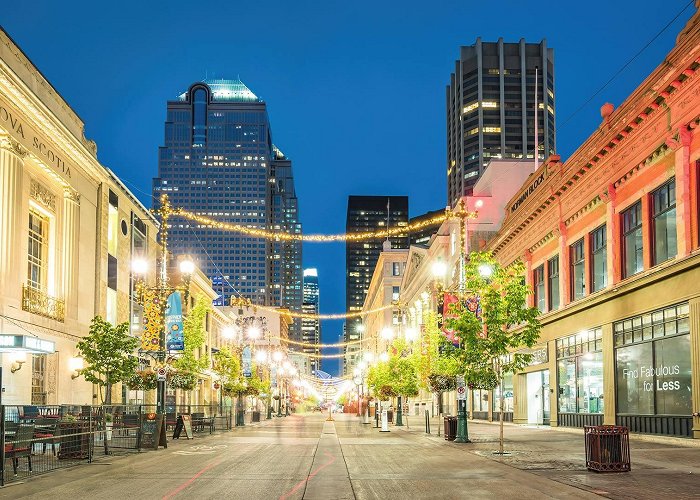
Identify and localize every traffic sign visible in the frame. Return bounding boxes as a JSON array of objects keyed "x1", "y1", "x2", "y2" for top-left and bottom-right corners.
[
  {"x1": 456, "y1": 376, "x2": 466, "y2": 401},
  {"x1": 157, "y1": 368, "x2": 167, "y2": 382}
]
